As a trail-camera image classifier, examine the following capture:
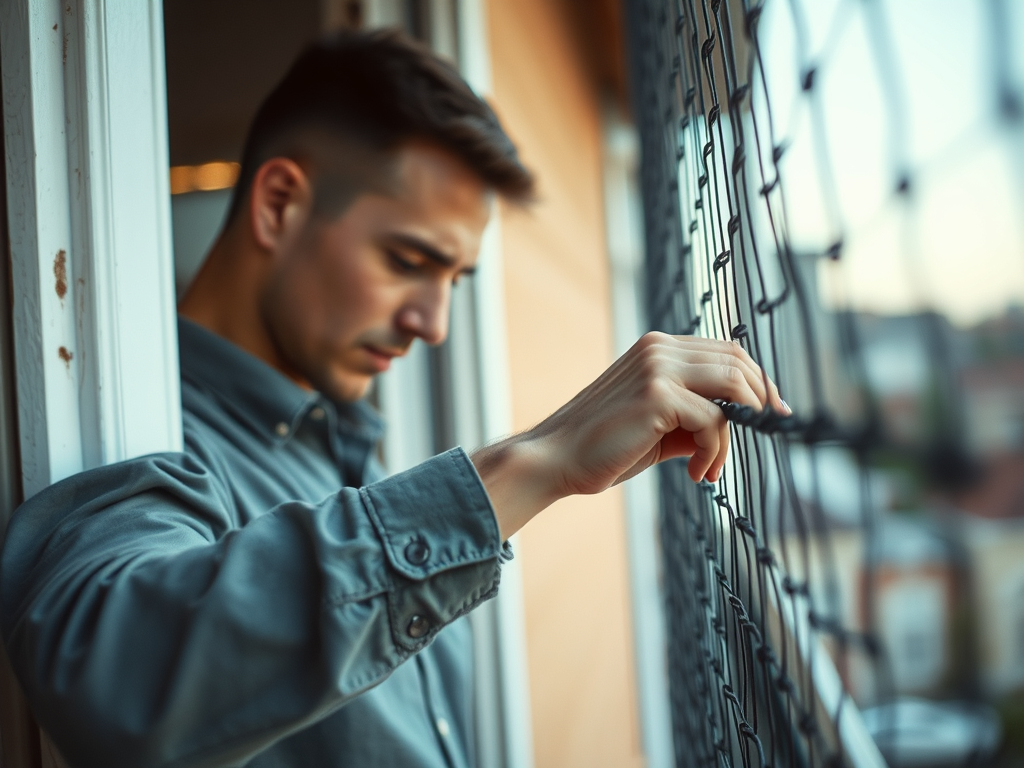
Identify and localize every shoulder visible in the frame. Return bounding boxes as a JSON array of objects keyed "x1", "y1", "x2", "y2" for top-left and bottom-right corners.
[
  {"x1": 18, "y1": 451, "x2": 224, "y2": 518},
  {"x1": 3, "y1": 452, "x2": 231, "y2": 565},
  {"x1": 5, "y1": 451, "x2": 231, "y2": 541},
  {"x1": 0, "y1": 452, "x2": 233, "y2": 629}
]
